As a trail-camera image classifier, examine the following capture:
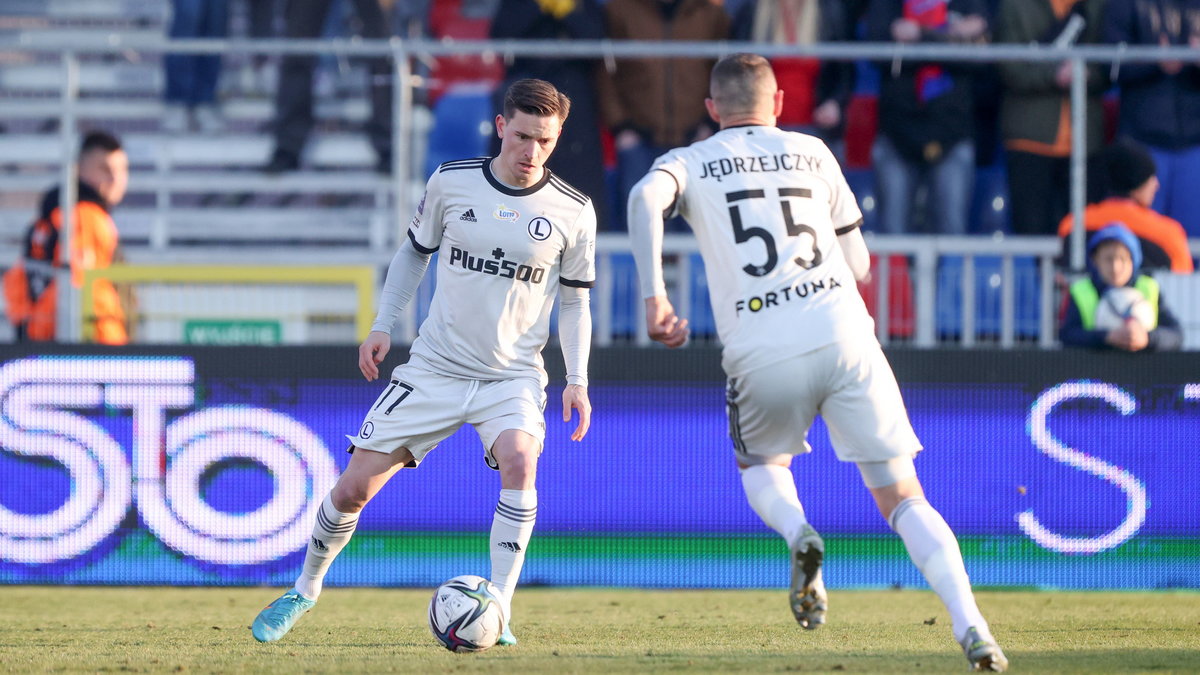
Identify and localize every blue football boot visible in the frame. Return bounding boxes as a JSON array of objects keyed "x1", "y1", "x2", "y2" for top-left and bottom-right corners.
[{"x1": 251, "y1": 590, "x2": 316, "y2": 643}]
